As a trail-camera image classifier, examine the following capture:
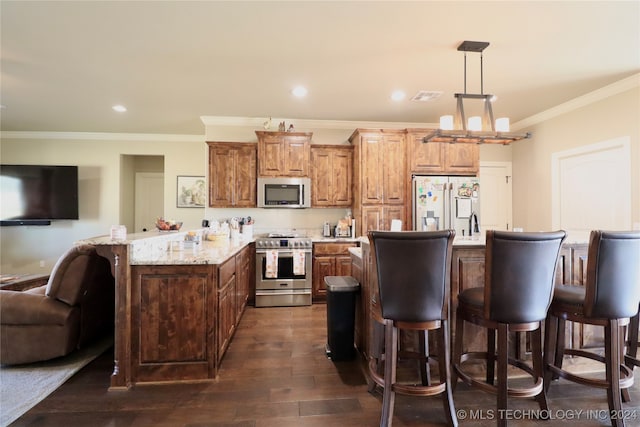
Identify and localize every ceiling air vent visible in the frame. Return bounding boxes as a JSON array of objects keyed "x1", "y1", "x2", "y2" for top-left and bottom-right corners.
[{"x1": 410, "y1": 91, "x2": 443, "y2": 102}]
